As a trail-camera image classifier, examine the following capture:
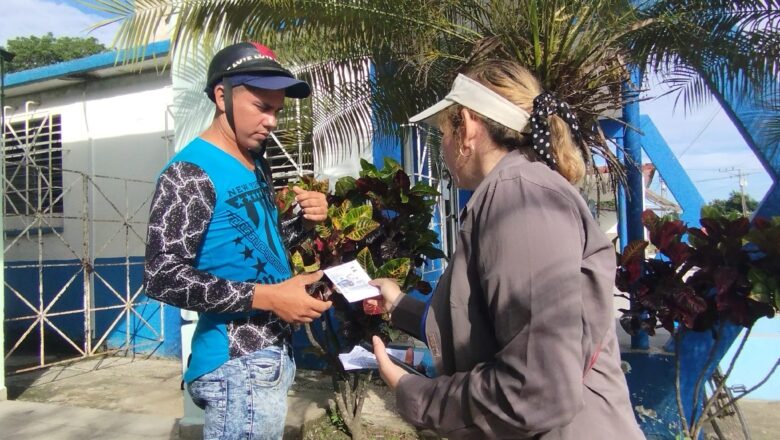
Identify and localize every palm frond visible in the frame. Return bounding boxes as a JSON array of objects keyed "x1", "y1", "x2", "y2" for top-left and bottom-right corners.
[
  {"x1": 763, "y1": 113, "x2": 780, "y2": 147},
  {"x1": 742, "y1": 94, "x2": 780, "y2": 161},
  {"x1": 82, "y1": 0, "x2": 174, "y2": 63},
  {"x1": 84, "y1": 0, "x2": 780, "y2": 192},
  {"x1": 626, "y1": 0, "x2": 780, "y2": 111},
  {"x1": 83, "y1": 0, "x2": 641, "y2": 187}
]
